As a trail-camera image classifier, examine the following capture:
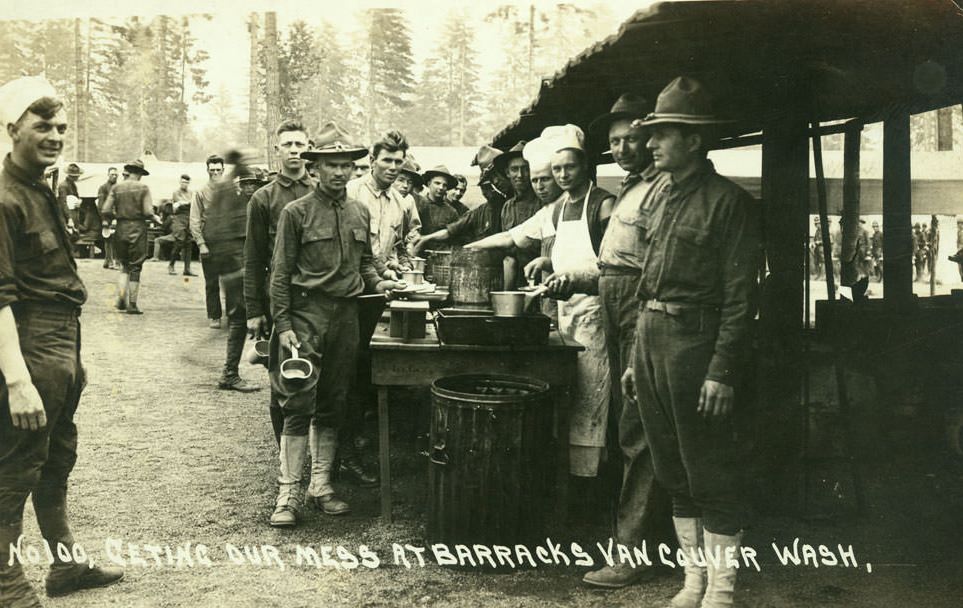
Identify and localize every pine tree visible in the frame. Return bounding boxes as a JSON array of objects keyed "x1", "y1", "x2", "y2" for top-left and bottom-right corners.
[{"x1": 361, "y1": 8, "x2": 415, "y2": 142}]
